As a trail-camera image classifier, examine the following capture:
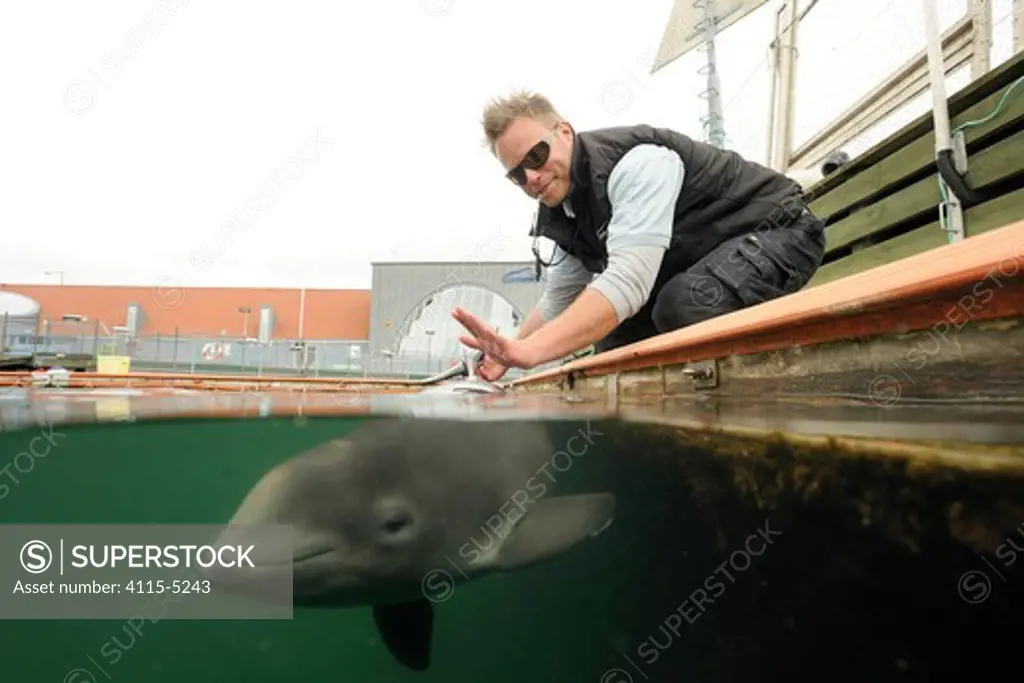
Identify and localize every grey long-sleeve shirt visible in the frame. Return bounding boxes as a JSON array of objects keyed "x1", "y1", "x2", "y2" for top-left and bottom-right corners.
[{"x1": 536, "y1": 143, "x2": 686, "y2": 324}]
